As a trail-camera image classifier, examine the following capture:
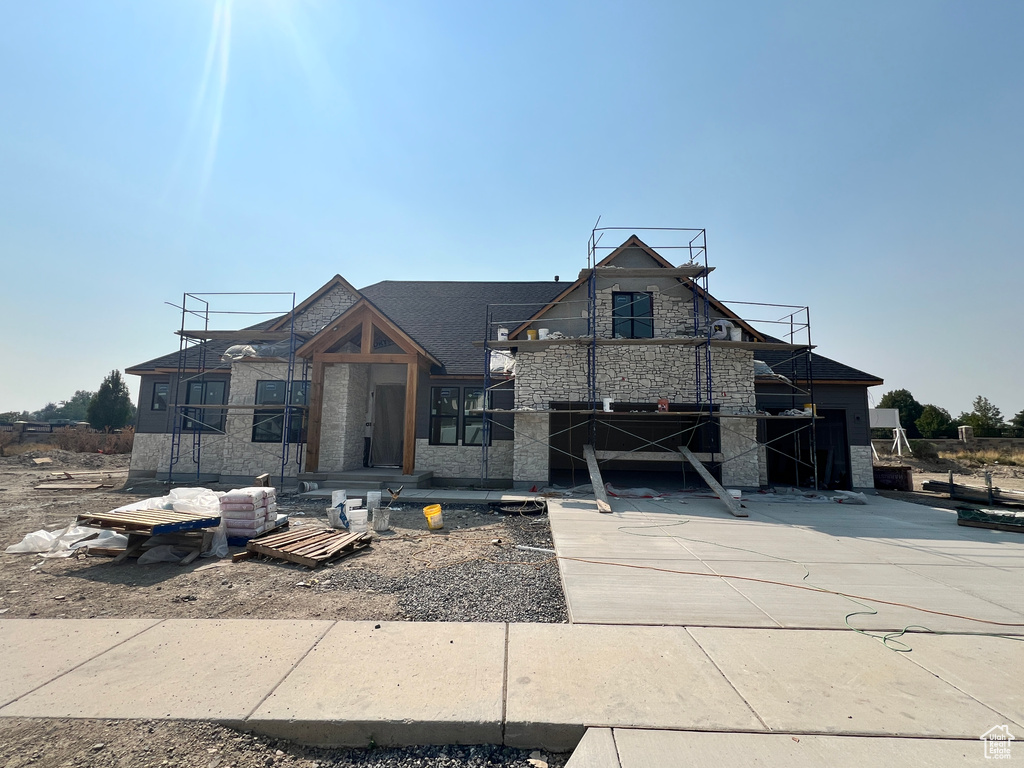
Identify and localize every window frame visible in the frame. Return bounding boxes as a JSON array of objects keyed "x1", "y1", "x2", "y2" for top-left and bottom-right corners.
[
  {"x1": 429, "y1": 387, "x2": 460, "y2": 446},
  {"x1": 183, "y1": 379, "x2": 226, "y2": 432},
  {"x1": 151, "y1": 382, "x2": 169, "y2": 411},
  {"x1": 612, "y1": 291, "x2": 654, "y2": 339},
  {"x1": 462, "y1": 387, "x2": 493, "y2": 446},
  {"x1": 252, "y1": 380, "x2": 309, "y2": 444}
]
